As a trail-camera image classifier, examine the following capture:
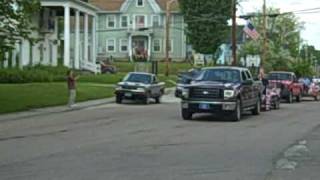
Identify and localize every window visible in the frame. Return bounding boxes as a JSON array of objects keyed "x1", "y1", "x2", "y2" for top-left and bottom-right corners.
[
  {"x1": 135, "y1": 15, "x2": 145, "y2": 28},
  {"x1": 120, "y1": 15, "x2": 128, "y2": 28},
  {"x1": 245, "y1": 71, "x2": 252, "y2": 80},
  {"x1": 120, "y1": 39, "x2": 128, "y2": 52},
  {"x1": 241, "y1": 71, "x2": 247, "y2": 81},
  {"x1": 153, "y1": 39, "x2": 161, "y2": 52},
  {"x1": 136, "y1": 0, "x2": 144, "y2": 7},
  {"x1": 107, "y1": 39, "x2": 116, "y2": 52},
  {"x1": 107, "y1": 15, "x2": 116, "y2": 28},
  {"x1": 152, "y1": 15, "x2": 161, "y2": 27}
]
